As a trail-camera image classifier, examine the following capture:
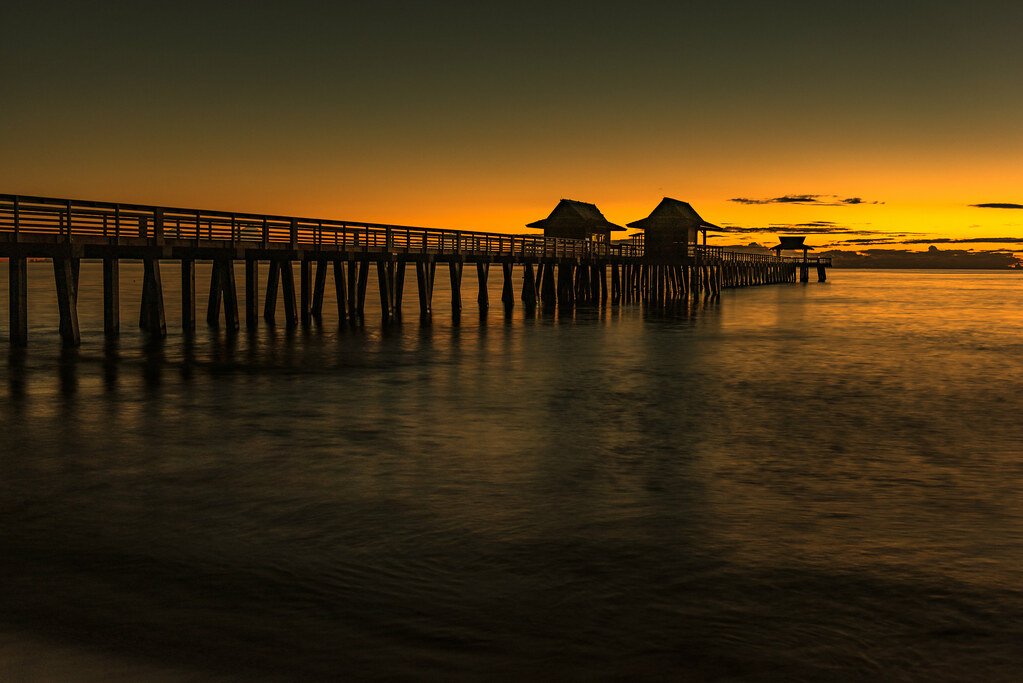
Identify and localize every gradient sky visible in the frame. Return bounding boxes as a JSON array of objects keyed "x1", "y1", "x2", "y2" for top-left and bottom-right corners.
[{"x1": 3, "y1": 1, "x2": 1022, "y2": 251}]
